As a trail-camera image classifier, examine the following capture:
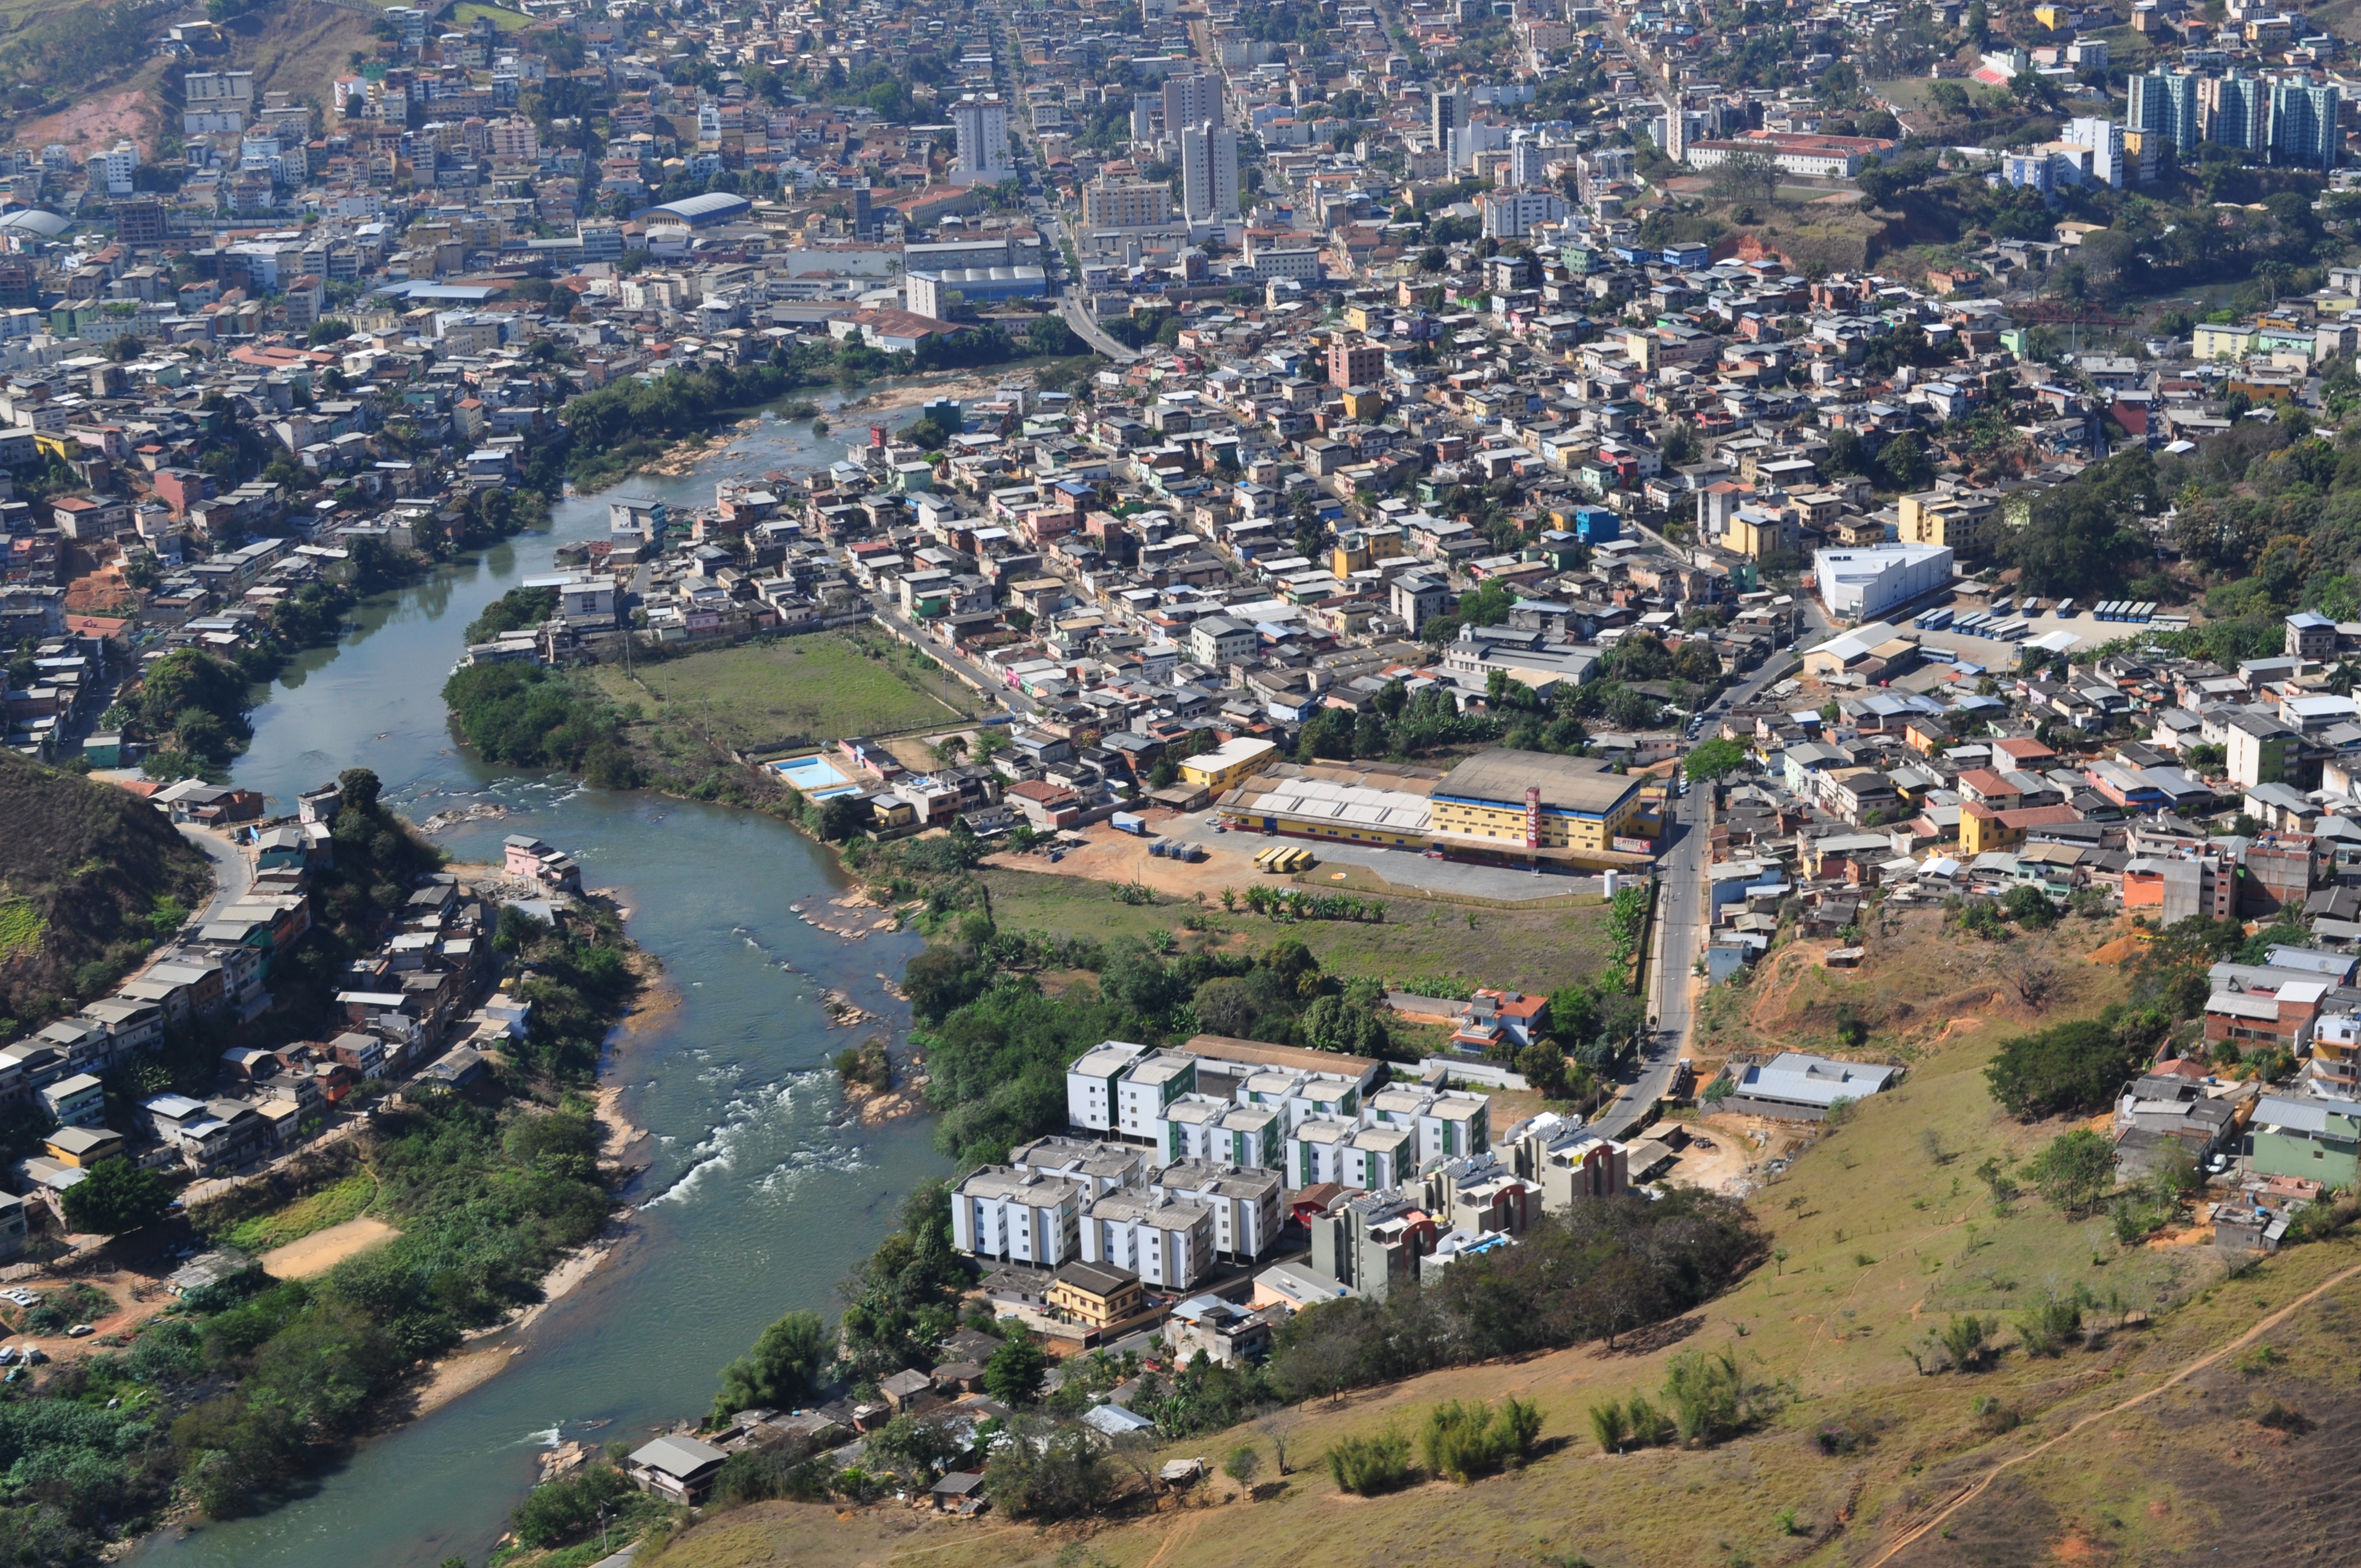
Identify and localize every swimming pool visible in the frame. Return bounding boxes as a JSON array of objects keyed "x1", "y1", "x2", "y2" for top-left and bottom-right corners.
[{"x1": 769, "y1": 753, "x2": 863, "y2": 798}]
